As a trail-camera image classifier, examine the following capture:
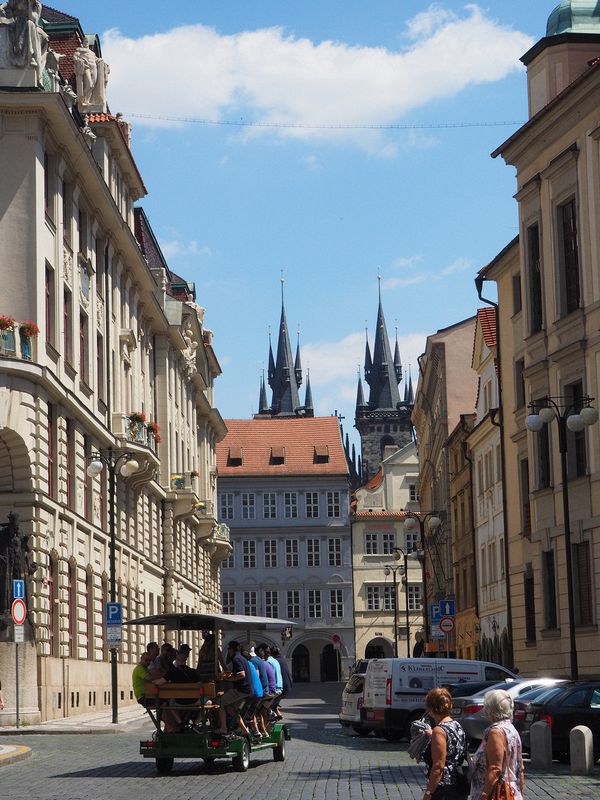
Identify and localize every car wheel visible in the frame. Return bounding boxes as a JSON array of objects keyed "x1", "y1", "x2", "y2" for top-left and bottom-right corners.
[
  {"x1": 232, "y1": 739, "x2": 250, "y2": 772},
  {"x1": 273, "y1": 730, "x2": 286, "y2": 762},
  {"x1": 382, "y1": 730, "x2": 403, "y2": 742},
  {"x1": 155, "y1": 757, "x2": 174, "y2": 774},
  {"x1": 352, "y1": 726, "x2": 371, "y2": 737}
]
